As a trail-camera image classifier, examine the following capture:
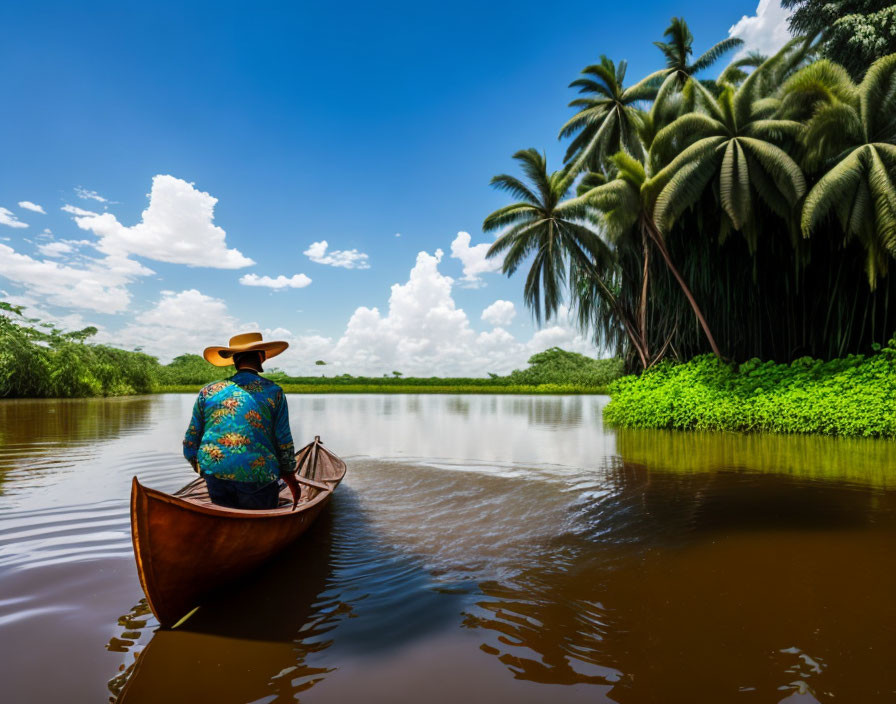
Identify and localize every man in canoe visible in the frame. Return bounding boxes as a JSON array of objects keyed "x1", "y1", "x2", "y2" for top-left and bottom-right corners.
[{"x1": 182, "y1": 332, "x2": 301, "y2": 509}]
